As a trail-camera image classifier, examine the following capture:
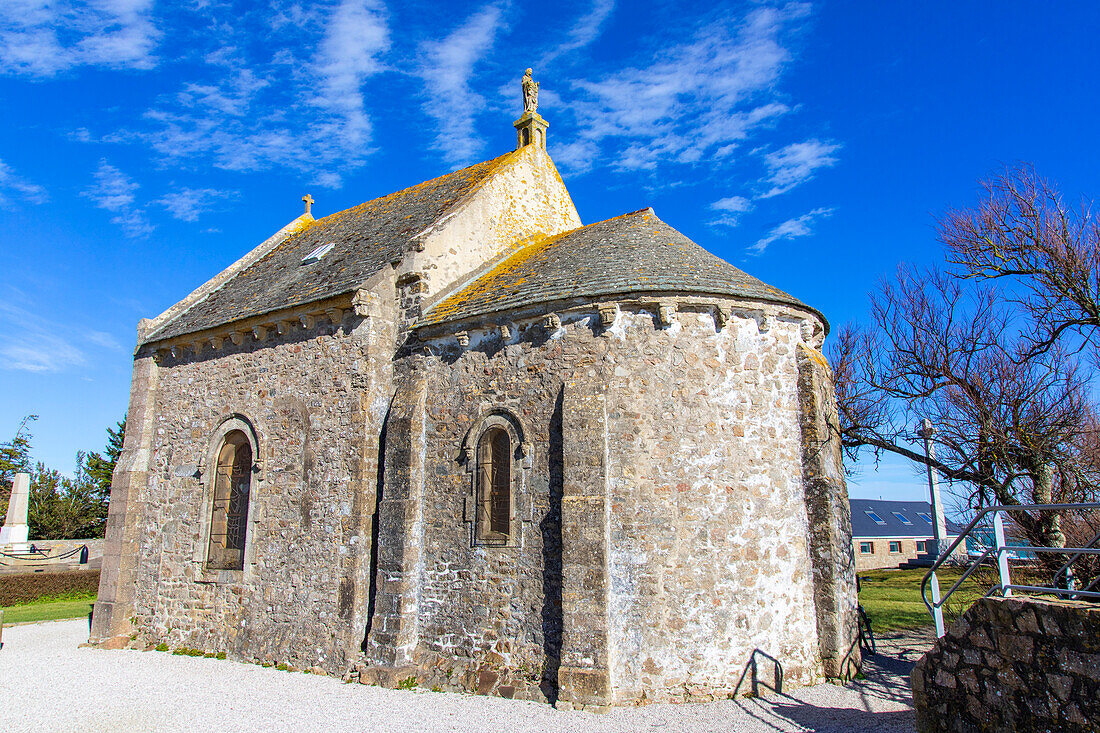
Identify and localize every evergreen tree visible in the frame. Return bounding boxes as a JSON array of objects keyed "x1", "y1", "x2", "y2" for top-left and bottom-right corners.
[
  {"x1": 0, "y1": 415, "x2": 37, "y2": 525},
  {"x1": 28, "y1": 453, "x2": 109, "y2": 540},
  {"x1": 85, "y1": 416, "x2": 125, "y2": 498}
]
